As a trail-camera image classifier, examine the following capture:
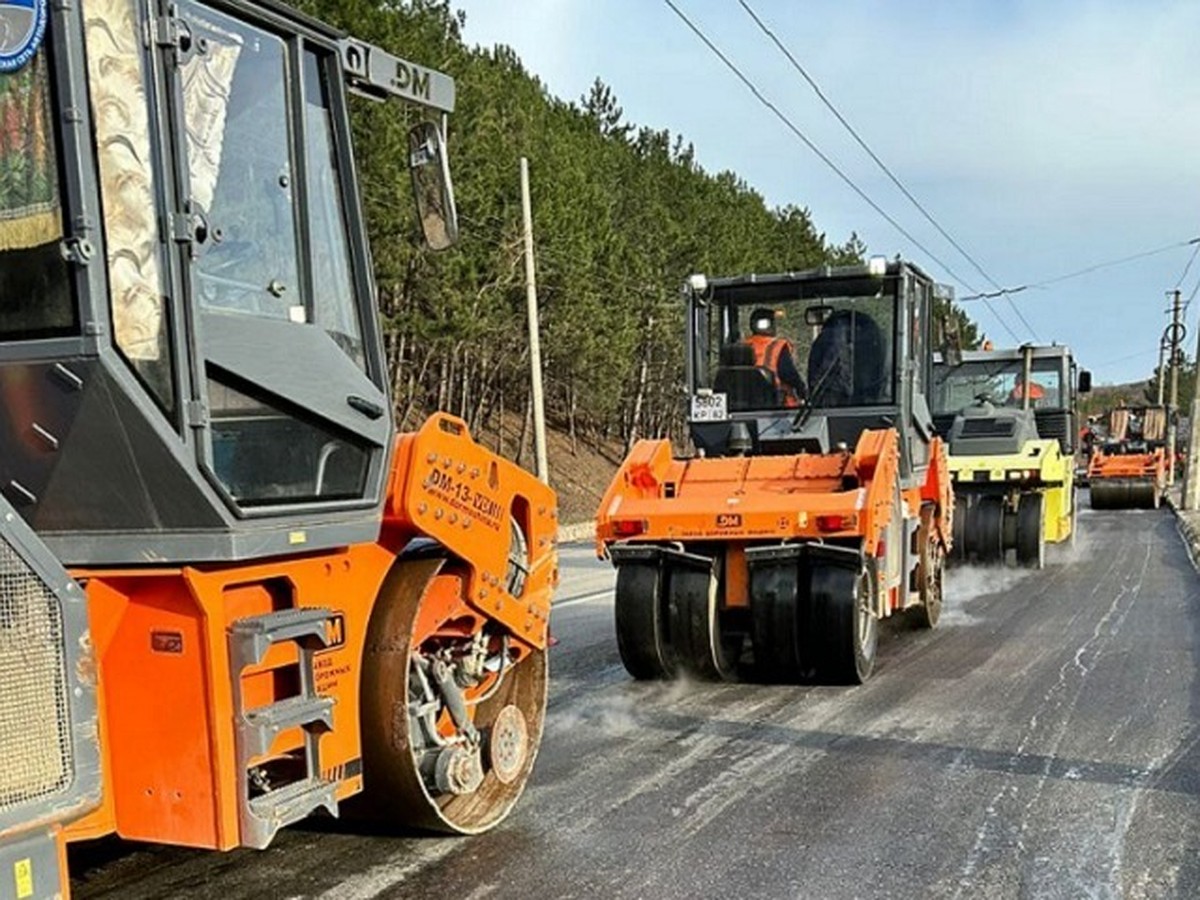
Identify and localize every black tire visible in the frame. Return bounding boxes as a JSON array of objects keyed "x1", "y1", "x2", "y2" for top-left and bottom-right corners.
[
  {"x1": 614, "y1": 563, "x2": 675, "y2": 679},
  {"x1": 951, "y1": 494, "x2": 969, "y2": 563},
  {"x1": 667, "y1": 563, "x2": 739, "y2": 681},
  {"x1": 913, "y1": 522, "x2": 944, "y2": 629},
  {"x1": 973, "y1": 497, "x2": 1005, "y2": 564},
  {"x1": 1015, "y1": 493, "x2": 1045, "y2": 569},
  {"x1": 750, "y1": 558, "x2": 812, "y2": 683},
  {"x1": 812, "y1": 559, "x2": 877, "y2": 685},
  {"x1": 1001, "y1": 501, "x2": 1019, "y2": 552}
]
